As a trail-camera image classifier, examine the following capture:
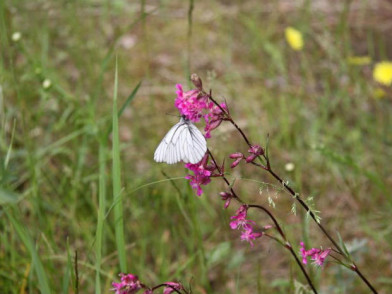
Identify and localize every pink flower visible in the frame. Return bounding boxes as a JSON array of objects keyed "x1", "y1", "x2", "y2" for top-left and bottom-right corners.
[
  {"x1": 240, "y1": 227, "x2": 263, "y2": 247},
  {"x1": 230, "y1": 206, "x2": 262, "y2": 246},
  {"x1": 112, "y1": 273, "x2": 142, "y2": 294},
  {"x1": 175, "y1": 84, "x2": 227, "y2": 138},
  {"x1": 300, "y1": 242, "x2": 331, "y2": 266},
  {"x1": 163, "y1": 282, "x2": 183, "y2": 294},
  {"x1": 175, "y1": 84, "x2": 211, "y2": 123},
  {"x1": 185, "y1": 154, "x2": 215, "y2": 196},
  {"x1": 230, "y1": 205, "x2": 255, "y2": 230},
  {"x1": 313, "y1": 249, "x2": 331, "y2": 266}
]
